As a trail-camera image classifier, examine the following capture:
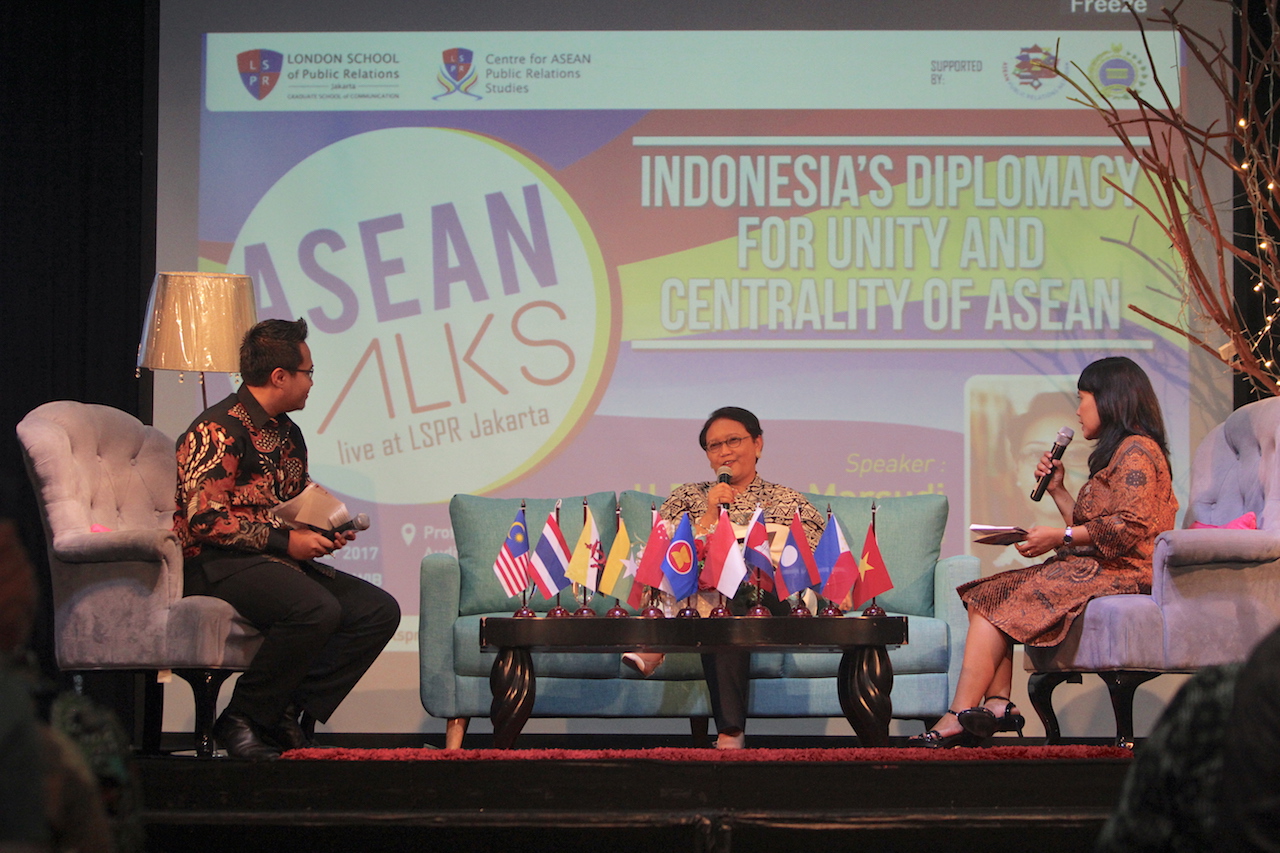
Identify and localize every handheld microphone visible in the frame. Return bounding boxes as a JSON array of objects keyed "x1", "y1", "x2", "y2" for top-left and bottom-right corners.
[
  {"x1": 330, "y1": 513, "x2": 371, "y2": 535},
  {"x1": 716, "y1": 466, "x2": 732, "y2": 509},
  {"x1": 1030, "y1": 427, "x2": 1074, "y2": 502},
  {"x1": 311, "y1": 512, "x2": 371, "y2": 540}
]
